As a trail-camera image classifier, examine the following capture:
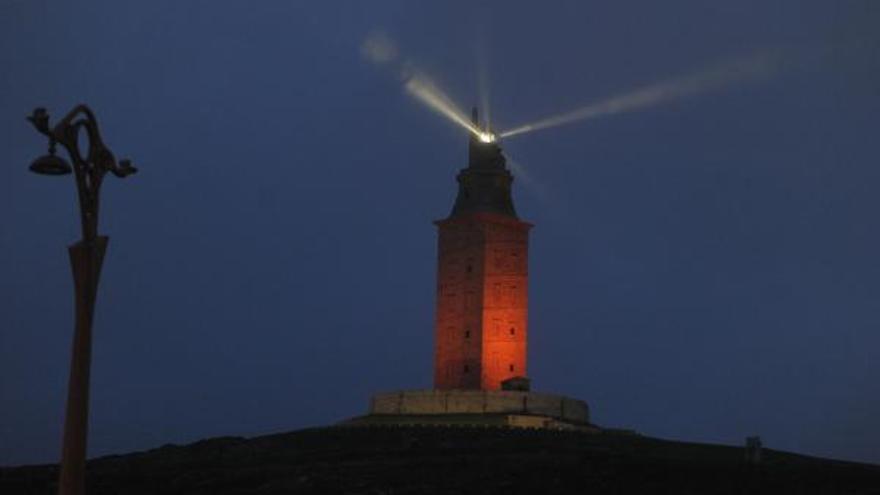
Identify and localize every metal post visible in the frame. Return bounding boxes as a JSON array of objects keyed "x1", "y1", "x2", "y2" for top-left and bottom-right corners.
[{"x1": 27, "y1": 105, "x2": 136, "y2": 495}]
